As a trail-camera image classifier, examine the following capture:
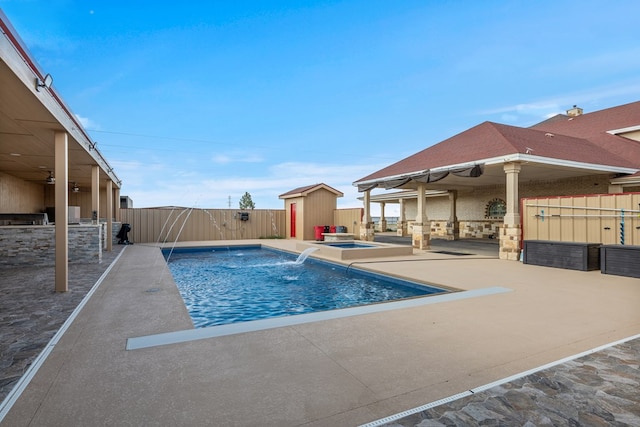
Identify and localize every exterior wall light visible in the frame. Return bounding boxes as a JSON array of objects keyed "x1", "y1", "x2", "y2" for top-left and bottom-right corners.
[
  {"x1": 46, "y1": 171, "x2": 55, "y2": 185},
  {"x1": 35, "y1": 73, "x2": 53, "y2": 92}
]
